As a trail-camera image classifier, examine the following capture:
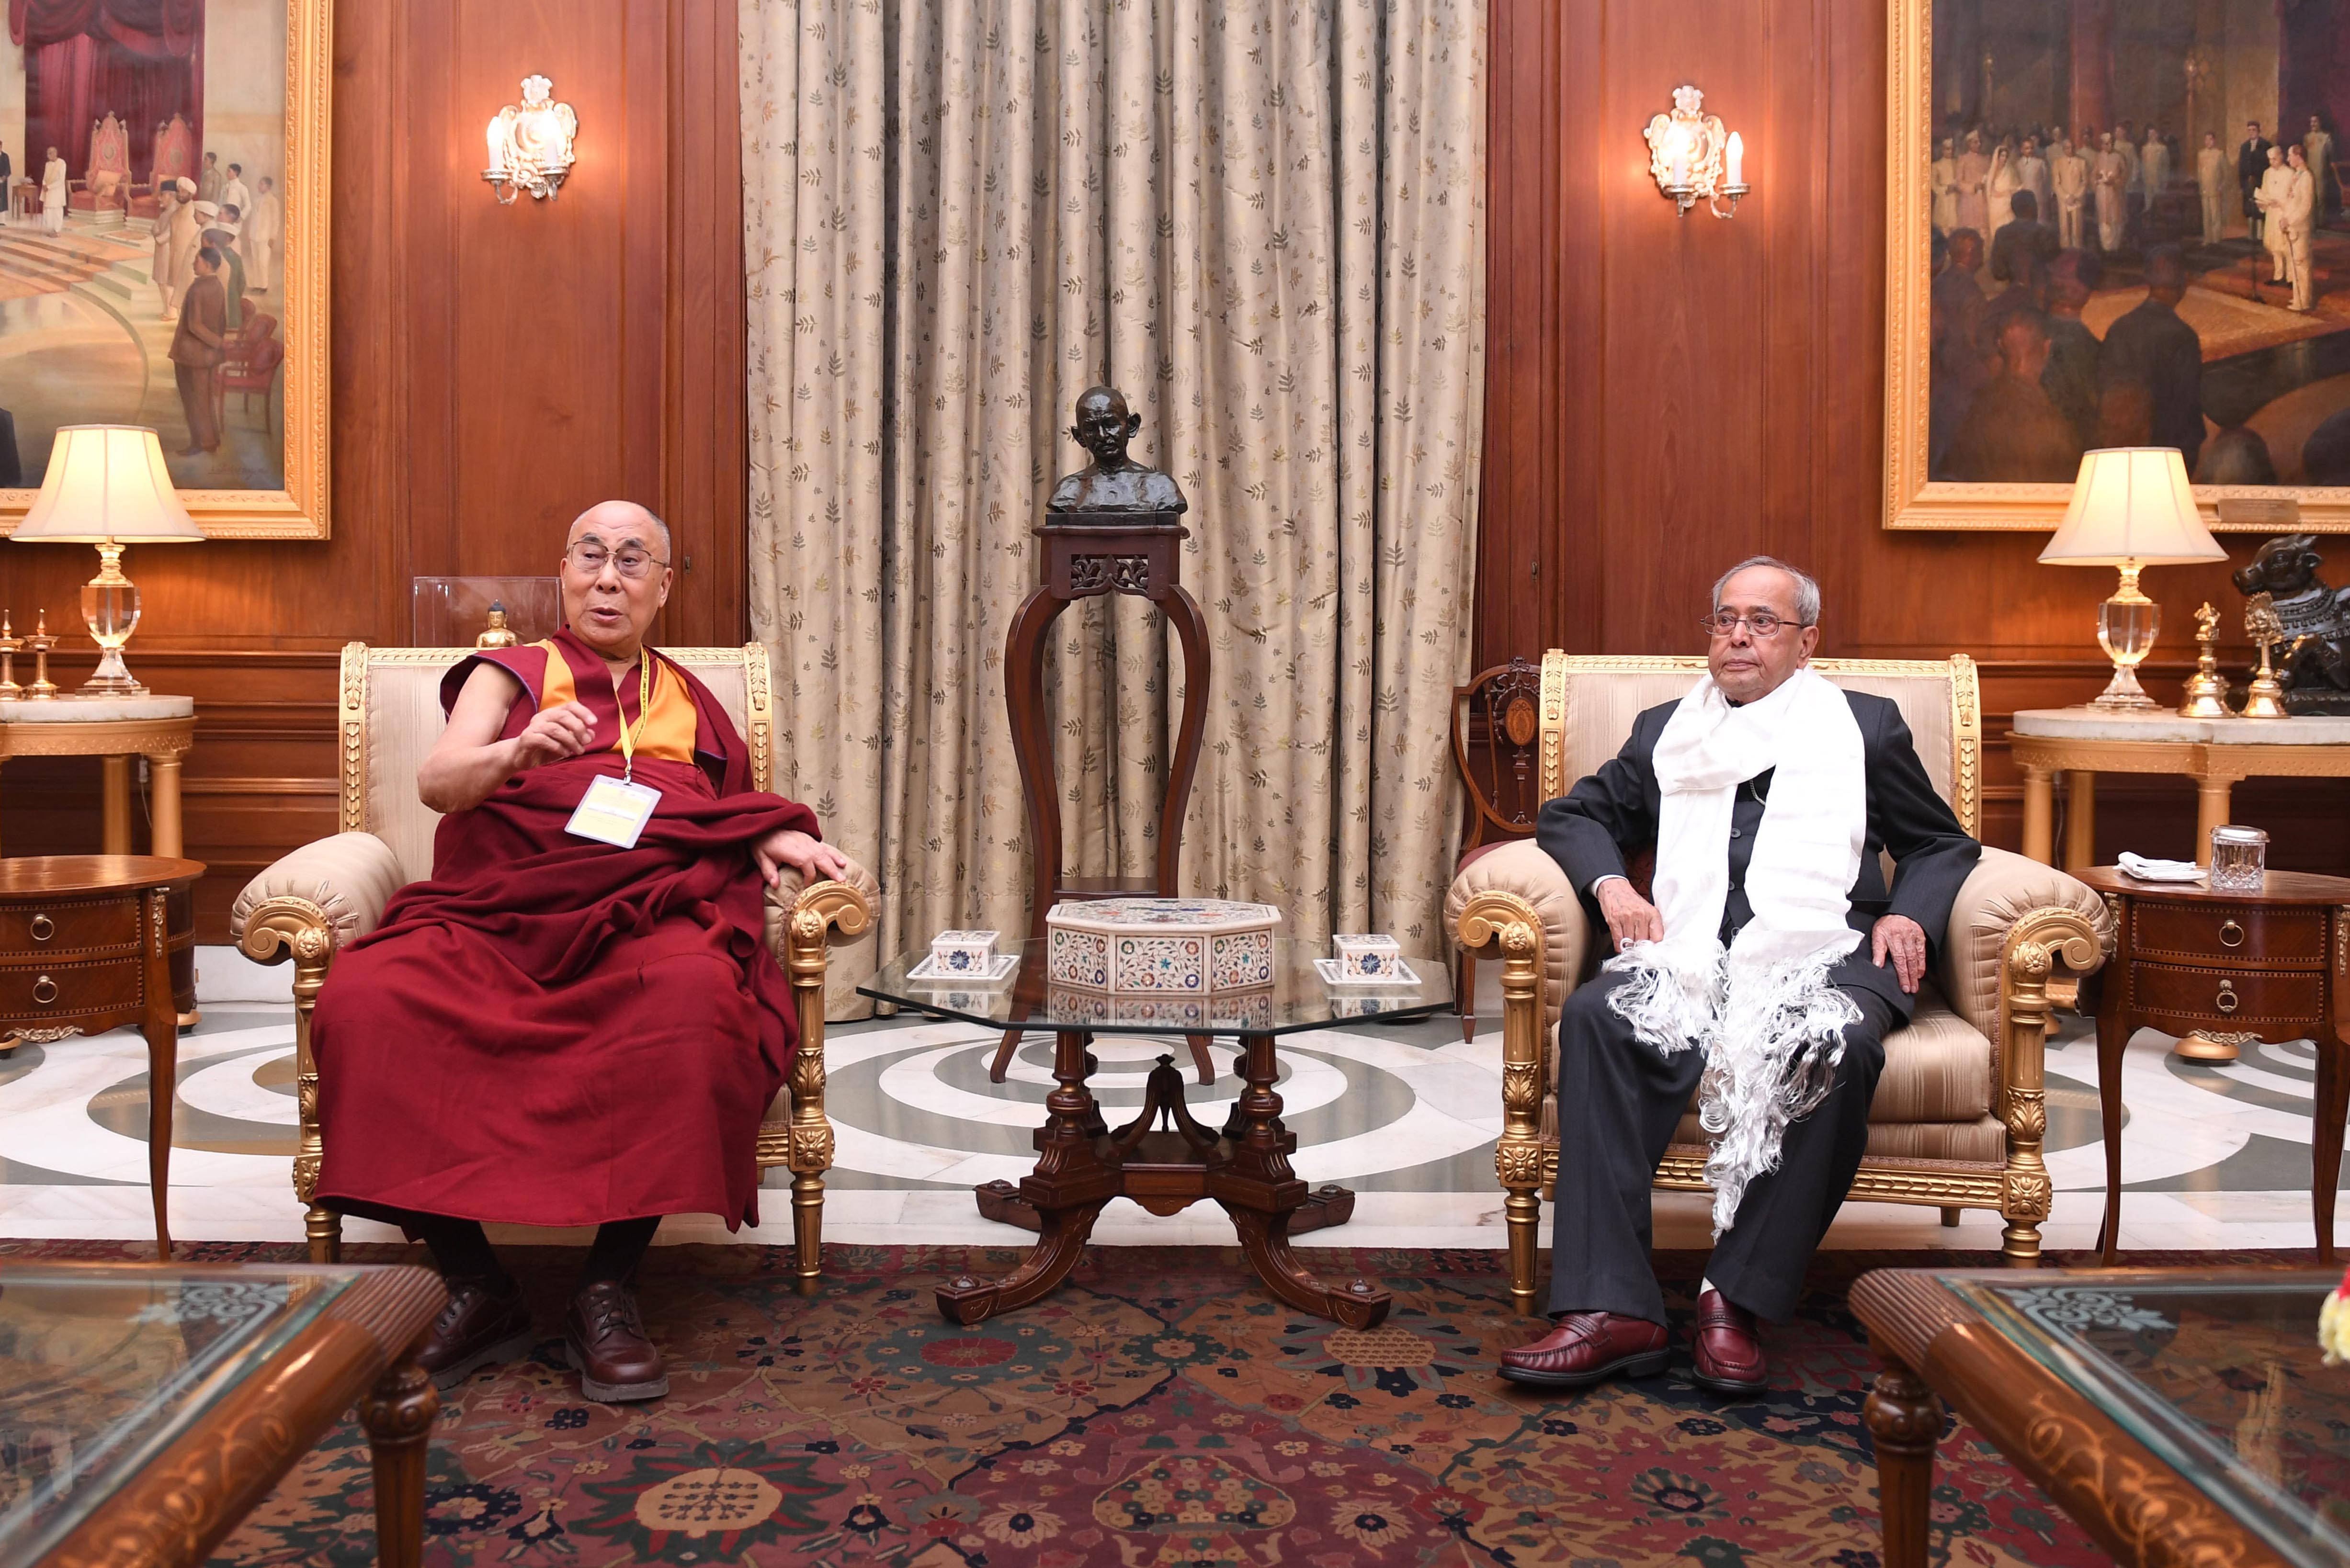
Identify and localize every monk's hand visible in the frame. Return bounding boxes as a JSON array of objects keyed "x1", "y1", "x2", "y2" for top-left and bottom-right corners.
[
  {"x1": 754, "y1": 828, "x2": 850, "y2": 890},
  {"x1": 509, "y1": 700, "x2": 597, "y2": 772},
  {"x1": 1872, "y1": 914, "x2": 1928, "y2": 995},
  {"x1": 1593, "y1": 877, "x2": 1665, "y2": 954}
]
